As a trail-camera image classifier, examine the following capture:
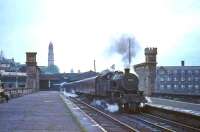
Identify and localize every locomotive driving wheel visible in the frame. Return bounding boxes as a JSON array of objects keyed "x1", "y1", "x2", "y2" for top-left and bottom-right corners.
[{"x1": 124, "y1": 103, "x2": 140, "y2": 113}]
